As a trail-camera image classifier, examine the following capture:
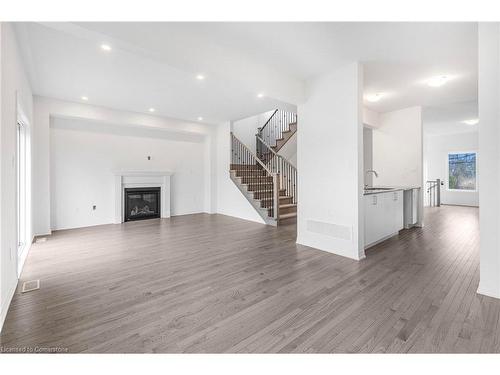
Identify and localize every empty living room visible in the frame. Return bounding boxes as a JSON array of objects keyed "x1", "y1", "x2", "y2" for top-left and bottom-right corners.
[{"x1": 1, "y1": 0, "x2": 500, "y2": 373}]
